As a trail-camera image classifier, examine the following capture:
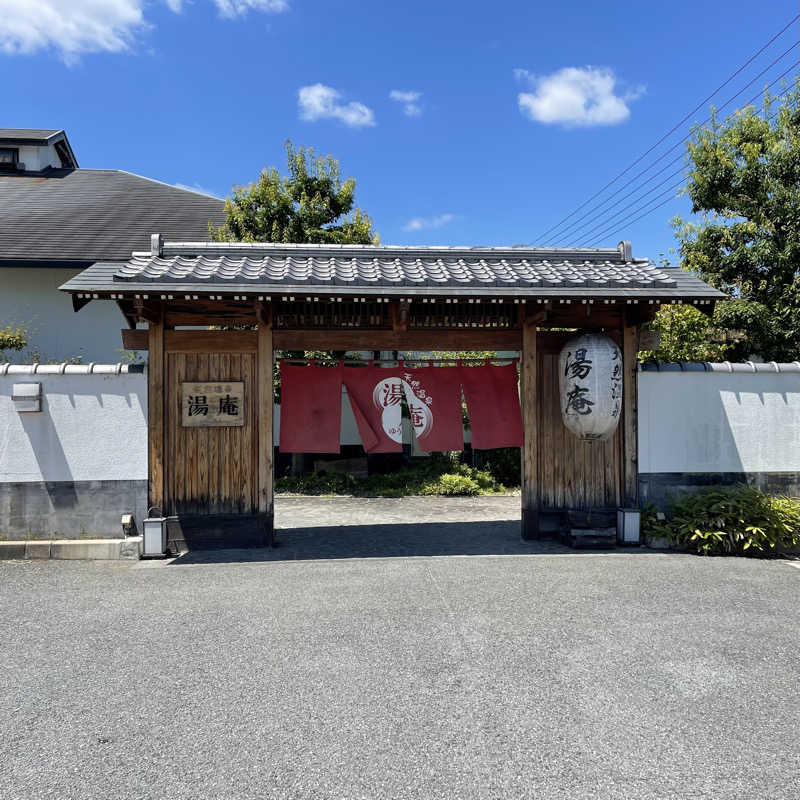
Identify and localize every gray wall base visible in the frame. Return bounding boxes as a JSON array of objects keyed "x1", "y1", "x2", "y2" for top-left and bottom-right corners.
[
  {"x1": 0, "y1": 480, "x2": 147, "y2": 540},
  {"x1": 0, "y1": 537, "x2": 141, "y2": 560}
]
